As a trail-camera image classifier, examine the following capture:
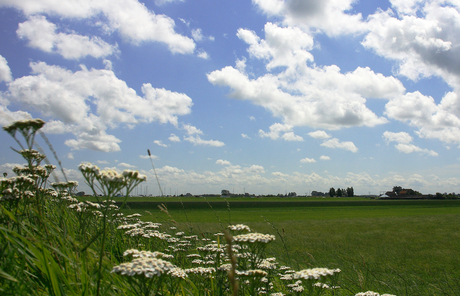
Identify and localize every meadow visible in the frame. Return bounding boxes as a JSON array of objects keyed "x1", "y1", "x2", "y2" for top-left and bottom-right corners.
[
  {"x1": 121, "y1": 198, "x2": 460, "y2": 295},
  {"x1": 2, "y1": 118, "x2": 459, "y2": 296}
]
